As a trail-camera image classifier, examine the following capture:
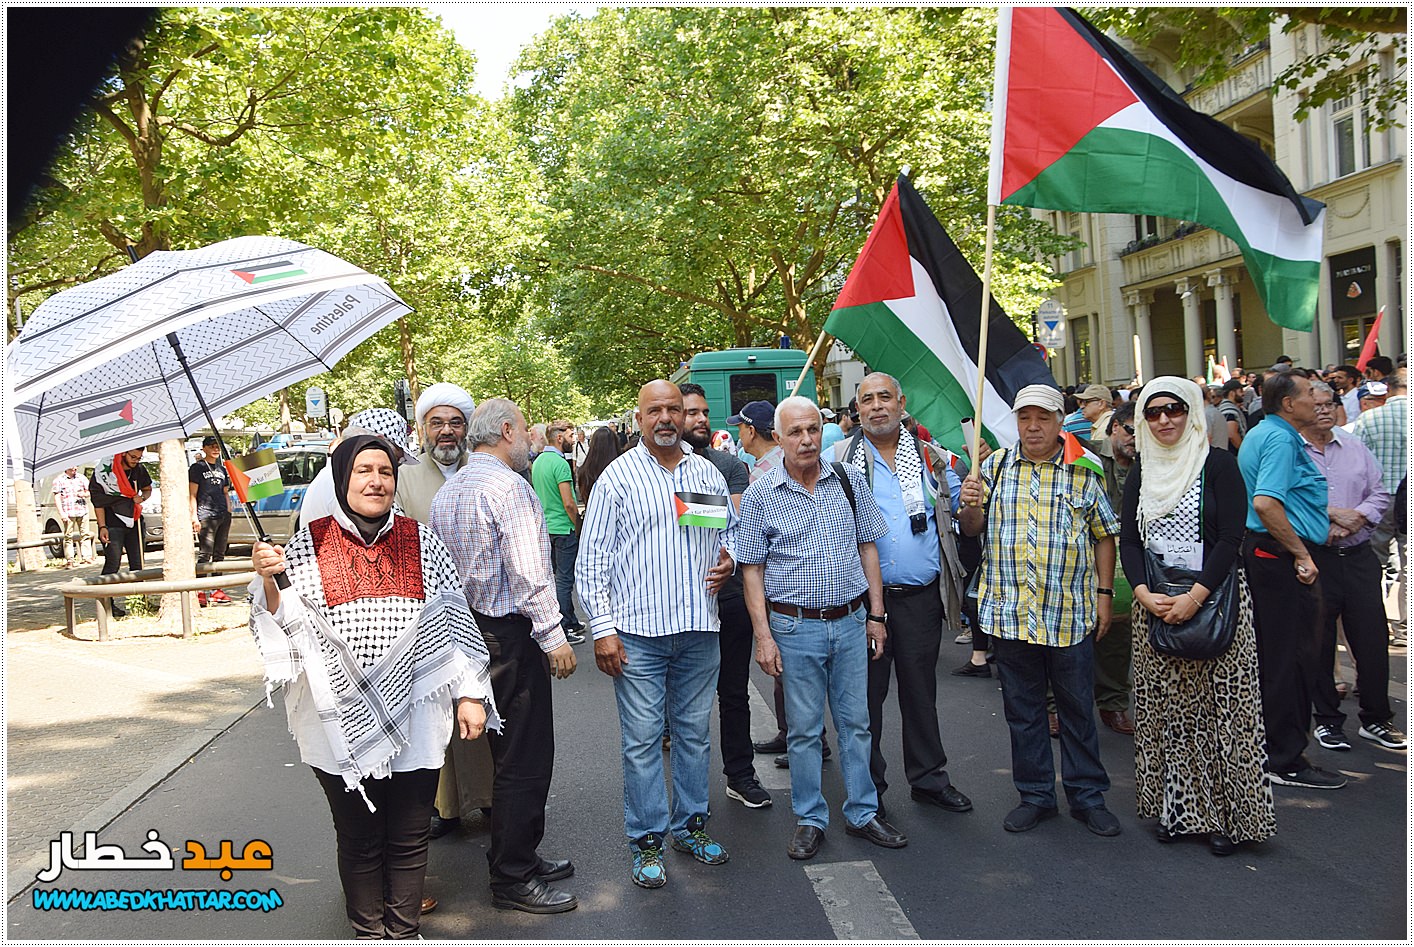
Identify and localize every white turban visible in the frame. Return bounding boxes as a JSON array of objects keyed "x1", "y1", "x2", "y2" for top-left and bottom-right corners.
[{"x1": 415, "y1": 383, "x2": 476, "y2": 429}]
